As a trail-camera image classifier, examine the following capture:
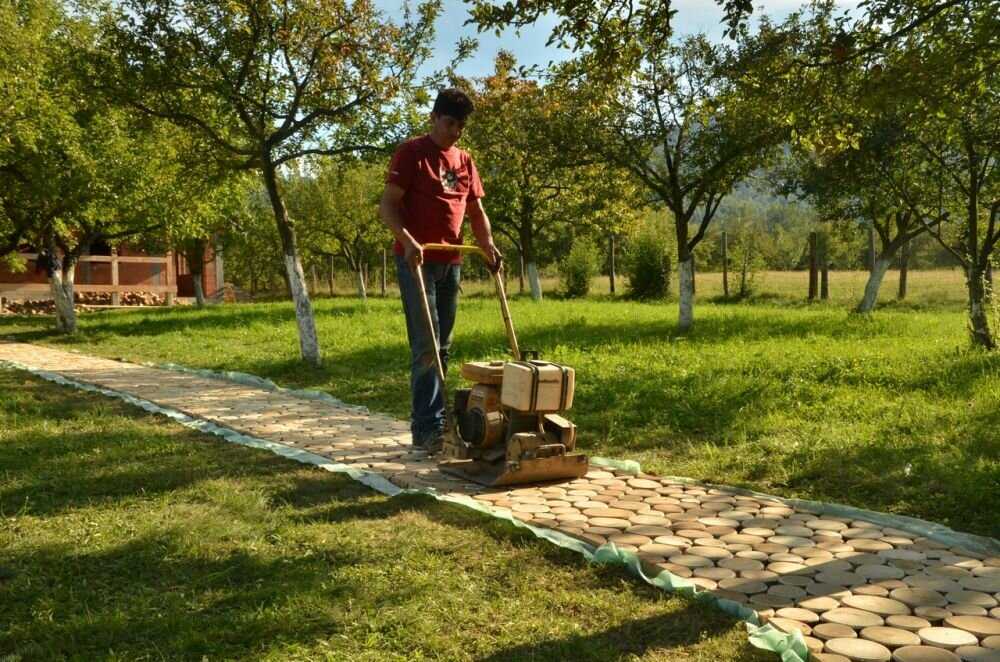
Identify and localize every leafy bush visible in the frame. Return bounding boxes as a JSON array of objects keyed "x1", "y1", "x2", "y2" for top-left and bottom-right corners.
[
  {"x1": 559, "y1": 239, "x2": 600, "y2": 298},
  {"x1": 625, "y1": 227, "x2": 672, "y2": 299}
]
